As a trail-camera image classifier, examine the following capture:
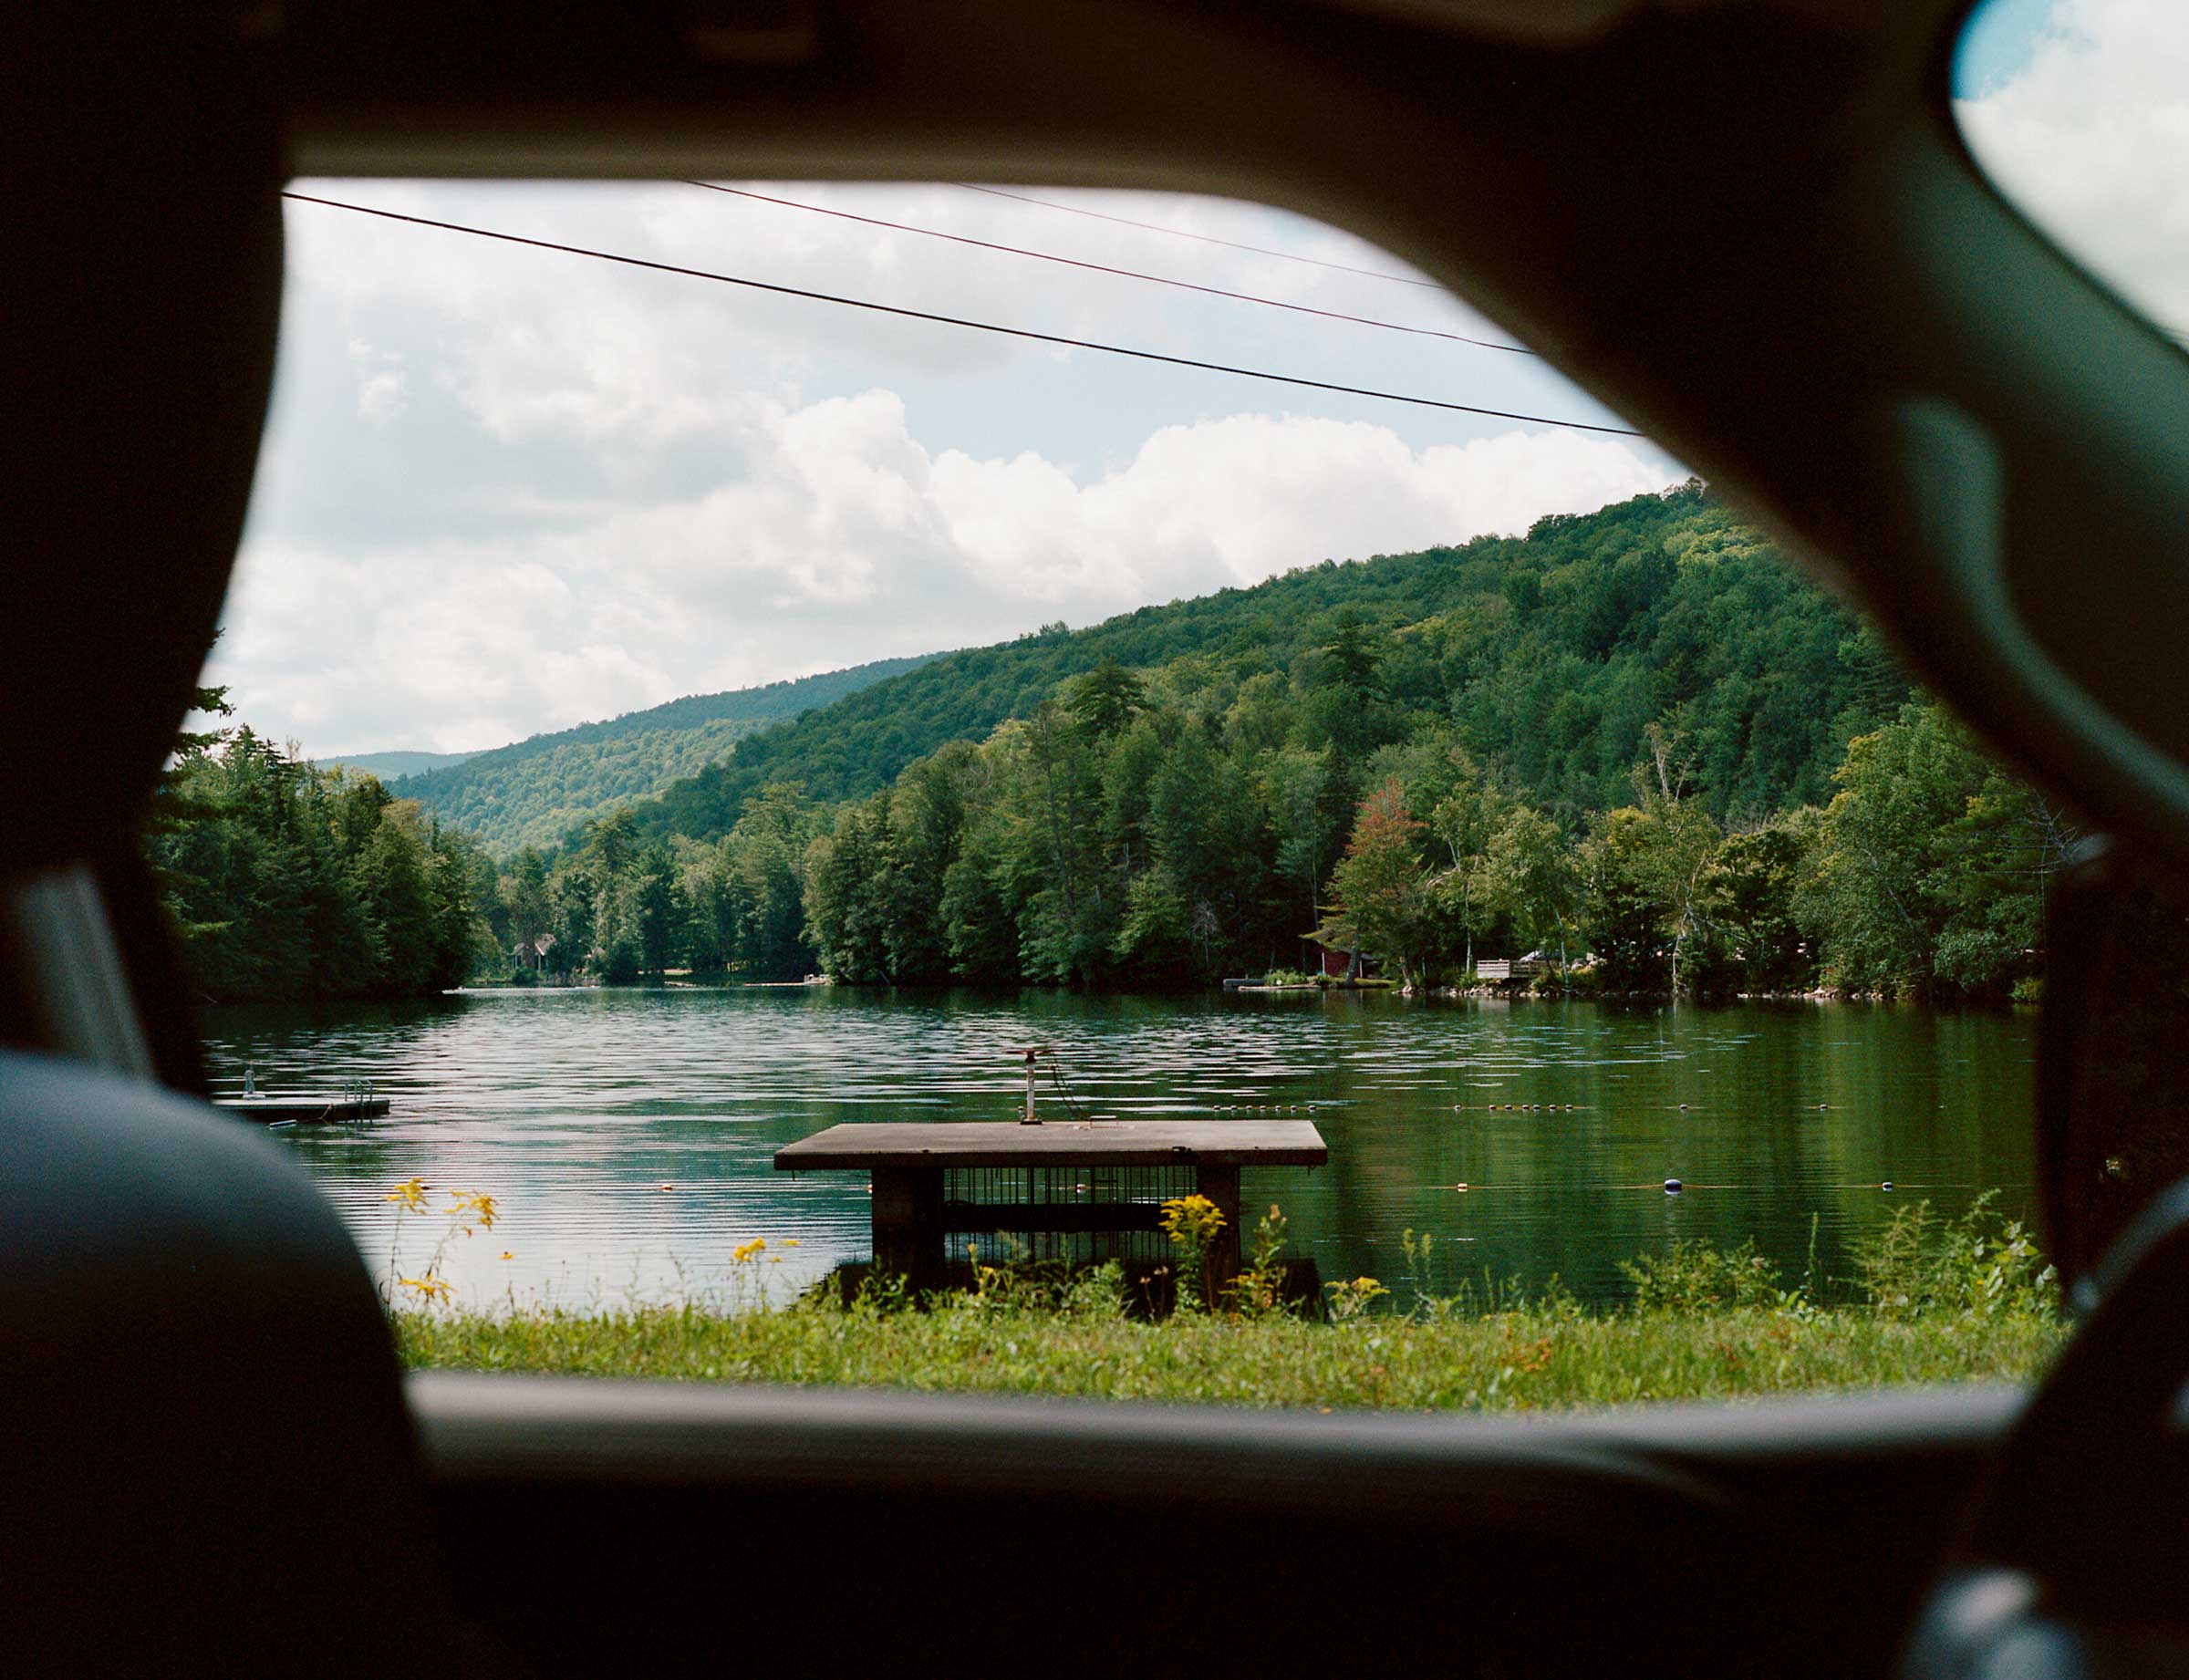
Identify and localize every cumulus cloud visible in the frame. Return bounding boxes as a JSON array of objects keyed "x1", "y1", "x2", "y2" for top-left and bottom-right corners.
[
  {"x1": 218, "y1": 391, "x2": 1668, "y2": 754},
  {"x1": 1957, "y1": 0, "x2": 2189, "y2": 333},
  {"x1": 216, "y1": 181, "x2": 1677, "y2": 753}
]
